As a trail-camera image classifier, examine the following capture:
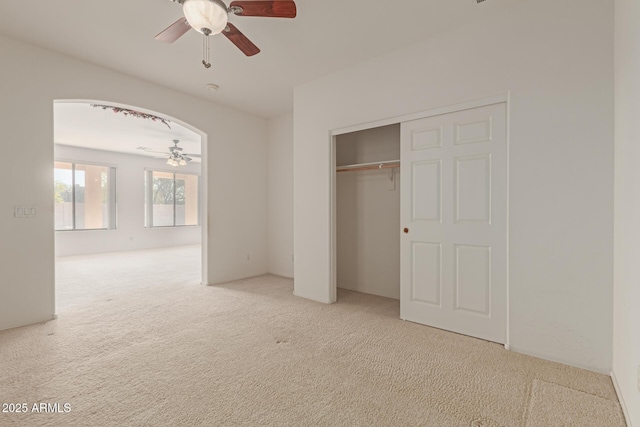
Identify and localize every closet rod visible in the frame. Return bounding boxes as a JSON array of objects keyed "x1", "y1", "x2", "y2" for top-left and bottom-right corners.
[{"x1": 336, "y1": 160, "x2": 400, "y2": 173}]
